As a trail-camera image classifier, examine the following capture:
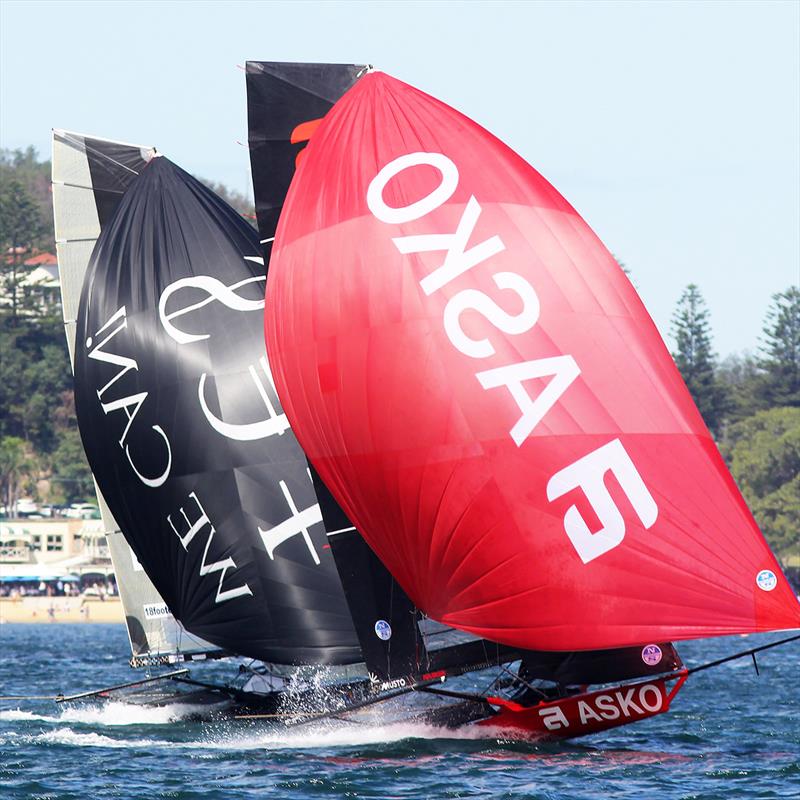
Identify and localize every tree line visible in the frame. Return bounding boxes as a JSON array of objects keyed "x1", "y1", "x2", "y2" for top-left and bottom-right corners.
[
  {"x1": 670, "y1": 284, "x2": 799, "y2": 559},
  {"x1": 1, "y1": 147, "x2": 798, "y2": 562},
  {"x1": 0, "y1": 146, "x2": 255, "y2": 513}
]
